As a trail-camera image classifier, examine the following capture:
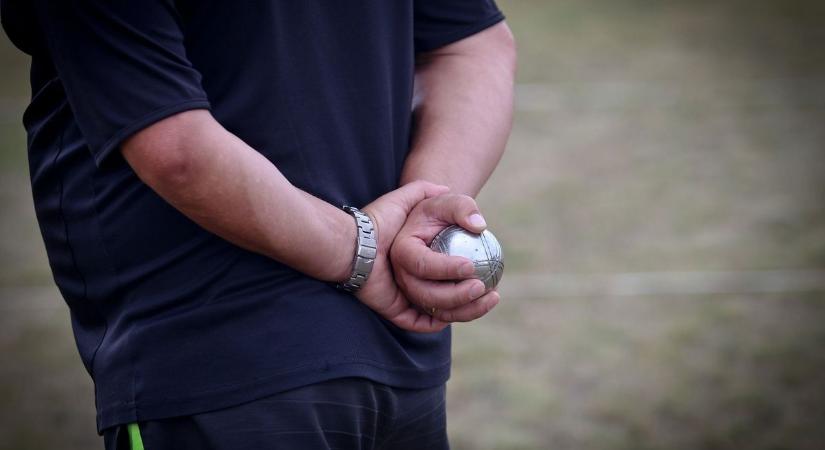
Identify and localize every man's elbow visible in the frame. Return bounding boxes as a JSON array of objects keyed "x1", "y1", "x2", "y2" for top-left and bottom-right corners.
[{"x1": 121, "y1": 109, "x2": 211, "y2": 190}]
